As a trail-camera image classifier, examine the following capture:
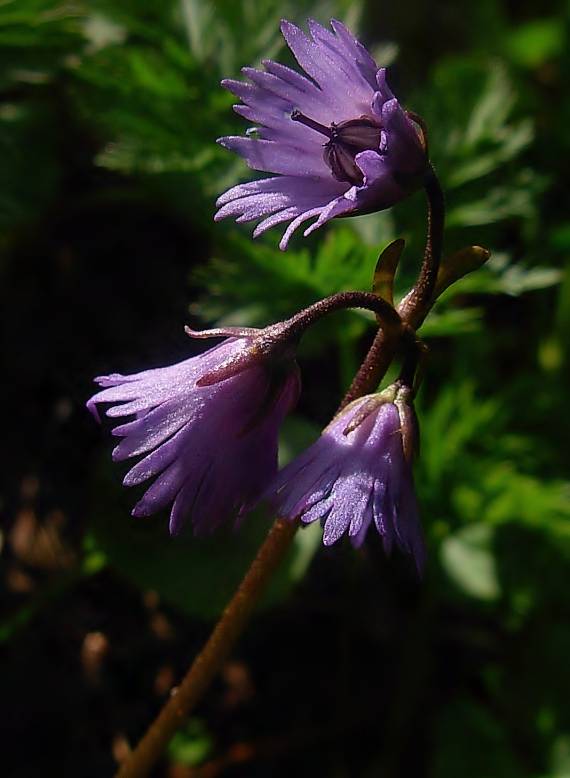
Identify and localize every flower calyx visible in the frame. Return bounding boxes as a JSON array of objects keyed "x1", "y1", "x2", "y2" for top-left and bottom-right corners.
[
  {"x1": 340, "y1": 384, "x2": 398, "y2": 436},
  {"x1": 393, "y1": 383, "x2": 419, "y2": 463},
  {"x1": 185, "y1": 322, "x2": 300, "y2": 387},
  {"x1": 340, "y1": 382, "x2": 418, "y2": 463},
  {"x1": 405, "y1": 111, "x2": 429, "y2": 155}
]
